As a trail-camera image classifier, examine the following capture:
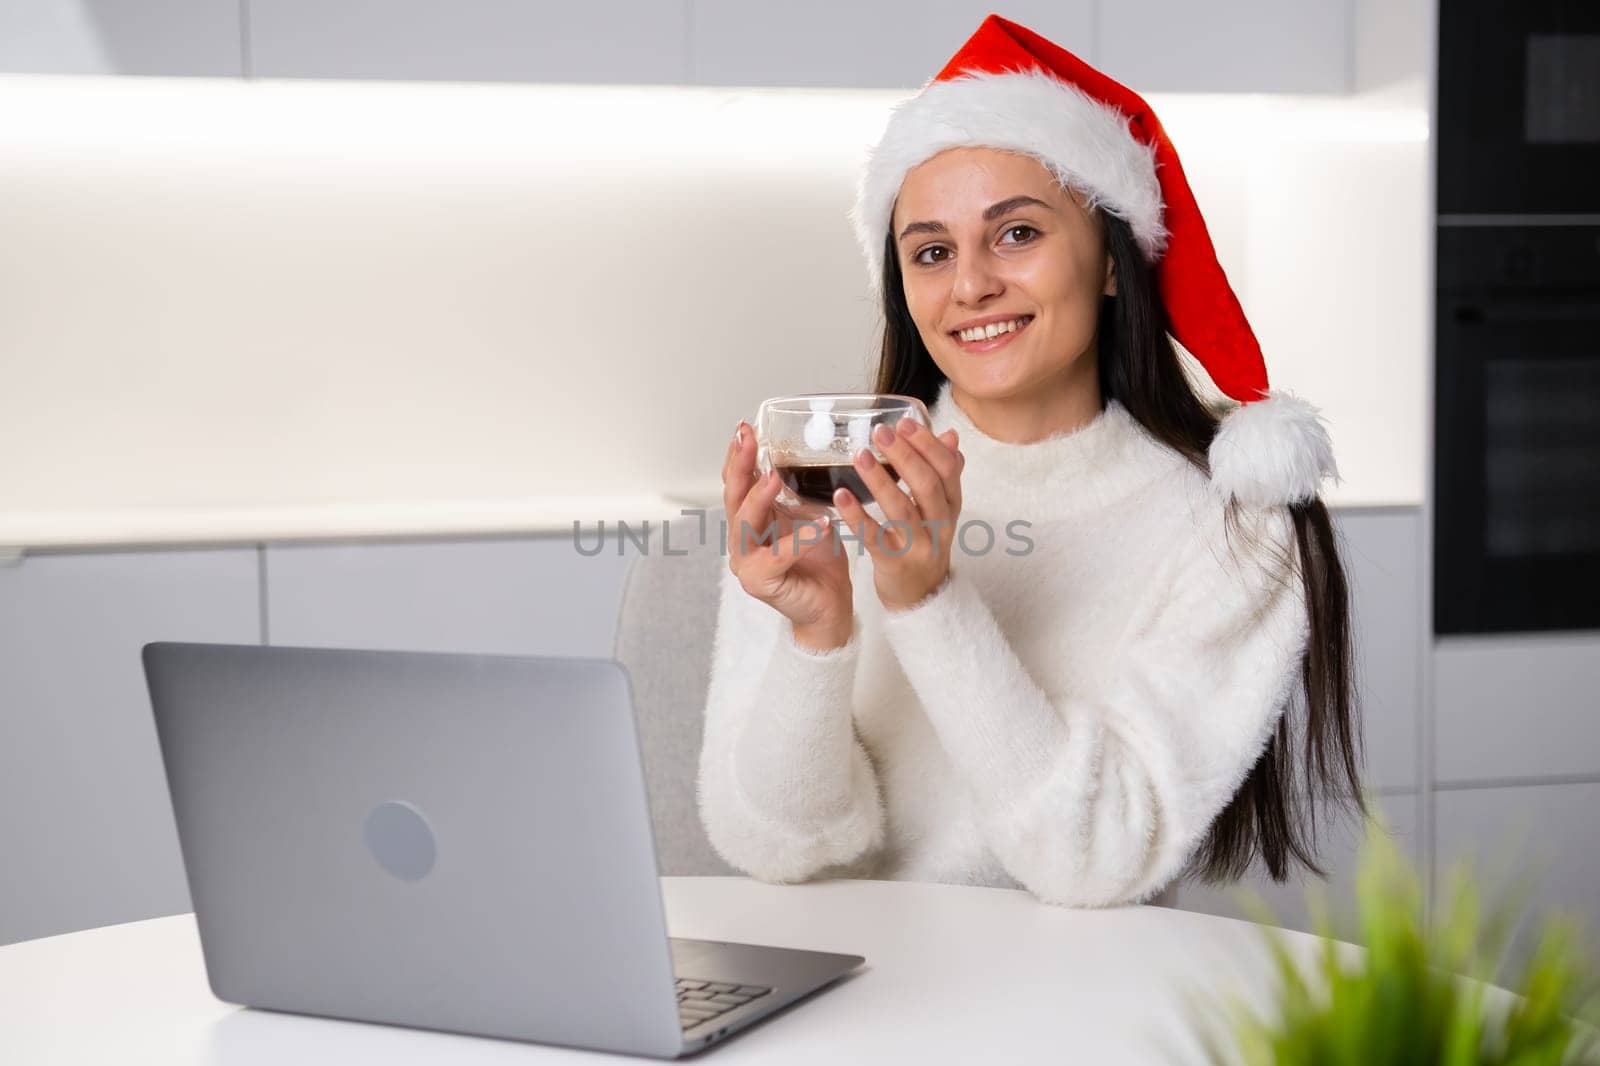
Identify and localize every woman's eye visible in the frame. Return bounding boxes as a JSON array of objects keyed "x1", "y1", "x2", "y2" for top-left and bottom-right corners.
[
  {"x1": 913, "y1": 246, "x2": 949, "y2": 266},
  {"x1": 1001, "y1": 224, "x2": 1038, "y2": 244}
]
